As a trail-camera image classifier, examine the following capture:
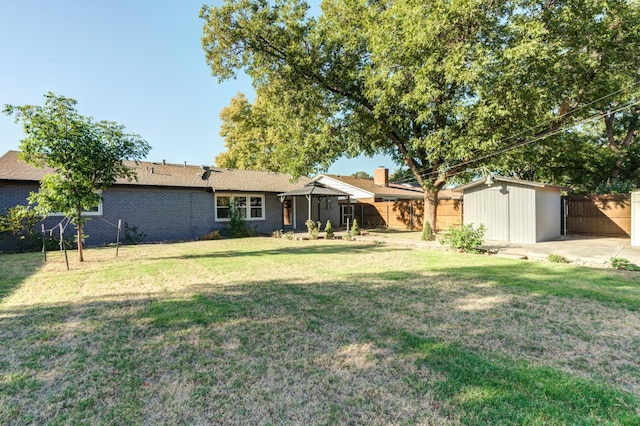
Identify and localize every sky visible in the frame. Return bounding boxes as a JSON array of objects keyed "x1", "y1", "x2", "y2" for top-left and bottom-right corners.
[{"x1": 0, "y1": 0, "x2": 393, "y2": 176}]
